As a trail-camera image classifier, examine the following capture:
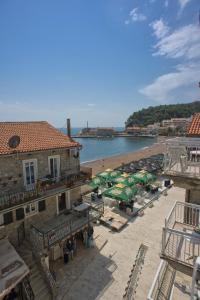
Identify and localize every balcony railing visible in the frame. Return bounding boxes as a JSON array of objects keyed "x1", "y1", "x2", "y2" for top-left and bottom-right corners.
[
  {"x1": 164, "y1": 137, "x2": 200, "y2": 178},
  {"x1": 161, "y1": 201, "x2": 200, "y2": 270},
  {"x1": 30, "y1": 202, "x2": 103, "y2": 251},
  {"x1": 0, "y1": 169, "x2": 92, "y2": 211},
  {"x1": 147, "y1": 260, "x2": 176, "y2": 300}
]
